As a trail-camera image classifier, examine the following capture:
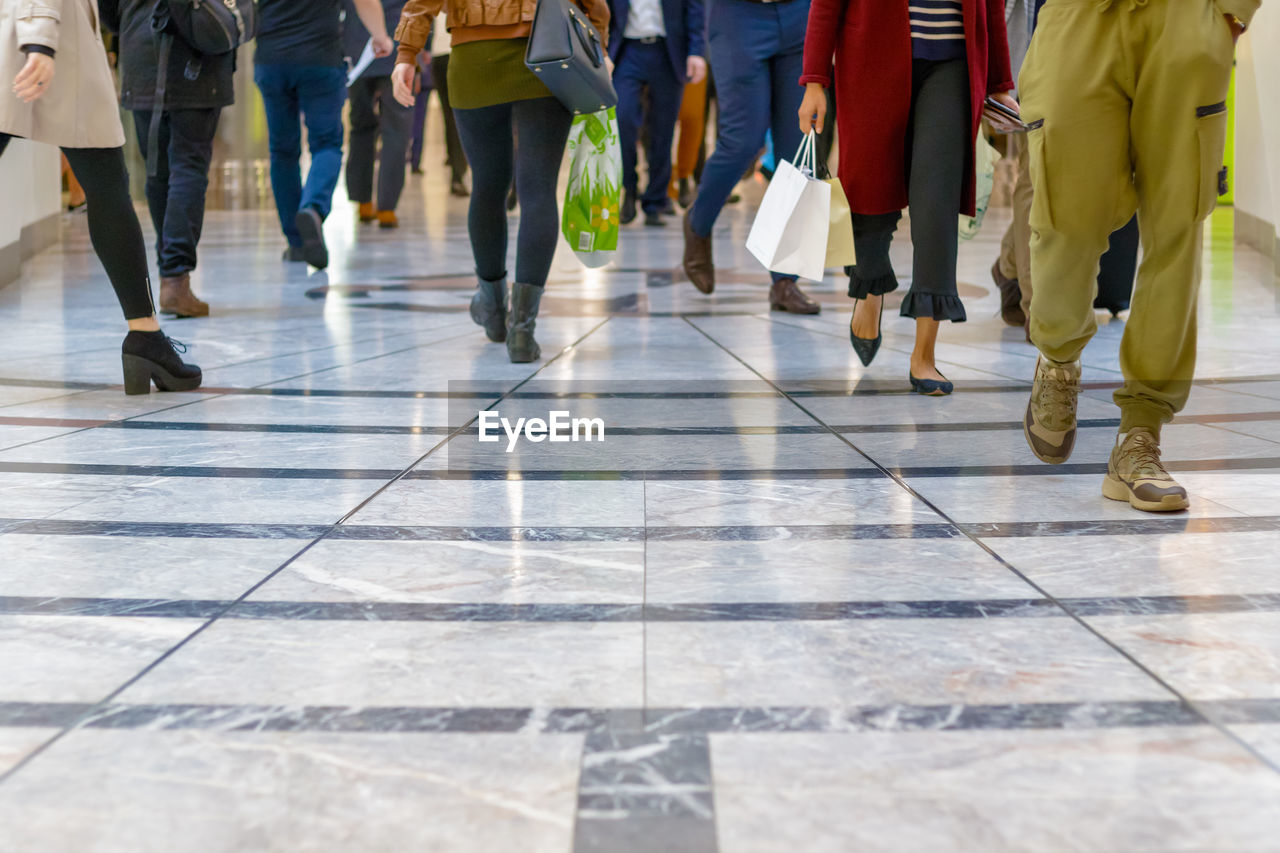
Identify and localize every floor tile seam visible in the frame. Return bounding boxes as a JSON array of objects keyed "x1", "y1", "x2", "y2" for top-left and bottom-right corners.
[
  {"x1": 179, "y1": 325, "x2": 436, "y2": 374},
  {"x1": 1199, "y1": 421, "x2": 1280, "y2": 448},
  {"x1": 679, "y1": 314, "x2": 1280, "y2": 777}
]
